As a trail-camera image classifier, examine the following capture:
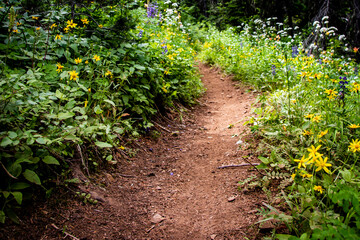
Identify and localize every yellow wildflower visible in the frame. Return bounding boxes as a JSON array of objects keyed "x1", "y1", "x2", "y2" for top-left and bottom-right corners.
[
  {"x1": 92, "y1": 55, "x2": 101, "y2": 61},
  {"x1": 119, "y1": 146, "x2": 125, "y2": 150},
  {"x1": 74, "y1": 58, "x2": 82, "y2": 64},
  {"x1": 314, "y1": 185, "x2": 324, "y2": 194},
  {"x1": 84, "y1": 100, "x2": 88, "y2": 108},
  {"x1": 105, "y1": 70, "x2": 113, "y2": 77},
  {"x1": 66, "y1": 19, "x2": 77, "y2": 28},
  {"x1": 294, "y1": 155, "x2": 309, "y2": 169},
  {"x1": 351, "y1": 82, "x2": 360, "y2": 93},
  {"x1": 81, "y1": 18, "x2": 89, "y2": 25},
  {"x1": 305, "y1": 114, "x2": 314, "y2": 119},
  {"x1": 50, "y1": 23, "x2": 57, "y2": 29},
  {"x1": 56, "y1": 63, "x2": 64, "y2": 73},
  {"x1": 16, "y1": 22, "x2": 21, "y2": 26},
  {"x1": 36, "y1": 27, "x2": 40, "y2": 31},
  {"x1": 69, "y1": 70, "x2": 79, "y2": 81},
  {"x1": 349, "y1": 139, "x2": 360, "y2": 153},
  {"x1": 354, "y1": 47, "x2": 359, "y2": 53},
  {"x1": 315, "y1": 156, "x2": 332, "y2": 173},
  {"x1": 291, "y1": 173, "x2": 296, "y2": 180},
  {"x1": 312, "y1": 115, "x2": 322, "y2": 123},
  {"x1": 85, "y1": 60, "x2": 89, "y2": 64},
  {"x1": 88, "y1": 88, "x2": 91, "y2": 93},
  {"x1": 318, "y1": 129, "x2": 328, "y2": 139},
  {"x1": 64, "y1": 27, "x2": 69, "y2": 33},
  {"x1": 55, "y1": 34, "x2": 62, "y2": 40},
  {"x1": 12, "y1": 29, "x2": 18, "y2": 33},
  {"x1": 98, "y1": 24, "x2": 103, "y2": 28},
  {"x1": 307, "y1": 145, "x2": 322, "y2": 163},
  {"x1": 302, "y1": 130, "x2": 313, "y2": 136},
  {"x1": 348, "y1": 124, "x2": 360, "y2": 129},
  {"x1": 32, "y1": 16, "x2": 39, "y2": 20}
]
